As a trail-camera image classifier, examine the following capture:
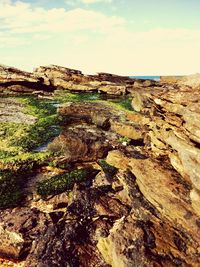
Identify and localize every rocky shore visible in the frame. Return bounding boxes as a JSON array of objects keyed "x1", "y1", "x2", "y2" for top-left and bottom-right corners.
[{"x1": 0, "y1": 64, "x2": 199, "y2": 266}]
